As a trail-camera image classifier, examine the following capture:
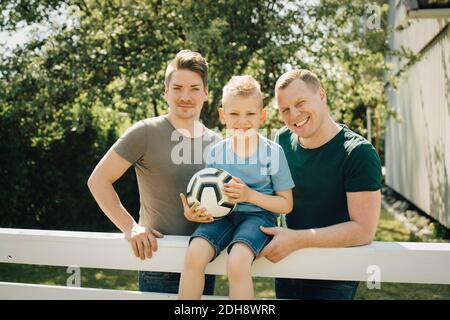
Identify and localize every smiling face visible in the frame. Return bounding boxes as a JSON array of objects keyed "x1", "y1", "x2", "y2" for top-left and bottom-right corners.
[
  {"x1": 276, "y1": 78, "x2": 328, "y2": 140},
  {"x1": 219, "y1": 96, "x2": 266, "y2": 138},
  {"x1": 164, "y1": 69, "x2": 208, "y2": 121}
]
